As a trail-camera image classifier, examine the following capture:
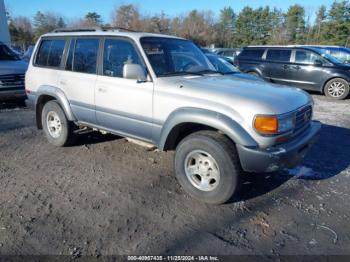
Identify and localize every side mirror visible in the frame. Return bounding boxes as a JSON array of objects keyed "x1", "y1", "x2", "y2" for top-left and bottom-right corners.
[
  {"x1": 313, "y1": 59, "x2": 323, "y2": 66},
  {"x1": 123, "y1": 64, "x2": 147, "y2": 82}
]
